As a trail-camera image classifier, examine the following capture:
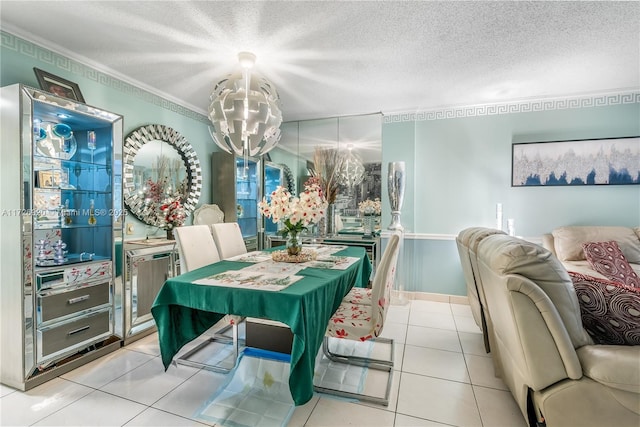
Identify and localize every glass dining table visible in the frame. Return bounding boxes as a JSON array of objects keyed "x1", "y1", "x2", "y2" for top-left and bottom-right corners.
[{"x1": 151, "y1": 245, "x2": 372, "y2": 406}]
